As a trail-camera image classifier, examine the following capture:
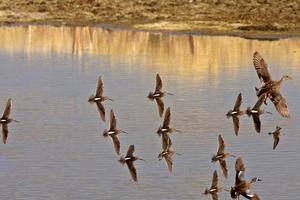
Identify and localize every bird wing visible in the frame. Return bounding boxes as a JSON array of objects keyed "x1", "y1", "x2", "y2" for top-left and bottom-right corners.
[
  {"x1": 252, "y1": 94, "x2": 266, "y2": 110},
  {"x1": 126, "y1": 161, "x2": 137, "y2": 182},
  {"x1": 252, "y1": 114, "x2": 261, "y2": 133},
  {"x1": 162, "y1": 133, "x2": 172, "y2": 151},
  {"x1": 2, "y1": 124, "x2": 8, "y2": 144},
  {"x1": 270, "y1": 90, "x2": 290, "y2": 118},
  {"x1": 126, "y1": 145, "x2": 135, "y2": 157},
  {"x1": 155, "y1": 98, "x2": 164, "y2": 118},
  {"x1": 95, "y1": 101, "x2": 105, "y2": 122},
  {"x1": 242, "y1": 191, "x2": 260, "y2": 200},
  {"x1": 155, "y1": 73, "x2": 163, "y2": 93},
  {"x1": 111, "y1": 135, "x2": 120, "y2": 155},
  {"x1": 235, "y1": 157, "x2": 246, "y2": 184},
  {"x1": 210, "y1": 170, "x2": 219, "y2": 189},
  {"x1": 211, "y1": 193, "x2": 219, "y2": 200},
  {"x1": 2, "y1": 98, "x2": 12, "y2": 119},
  {"x1": 233, "y1": 93, "x2": 242, "y2": 111},
  {"x1": 110, "y1": 109, "x2": 117, "y2": 130},
  {"x1": 219, "y1": 159, "x2": 228, "y2": 178},
  {"x1": 95, "y1": 76, "x2": 104, "y2": 97},
  {"x1": 253, "y1": 52, "x2": 272, "y2": 83},
  {"x1": 164, "y1": 154, "x2": 173, "y2": 172},
  {"x1": 162, "y1": 107, "x2": 171, "y2": 128},
  {"x1": 217, "y1": 134, "x2": 225, "y2": 155},
  {"x1": 232, "y1": 116, "x2": 240, "y2": 136},
  {"x1": 273, "y1": 133, "x2": 280, "y2": 150}
]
